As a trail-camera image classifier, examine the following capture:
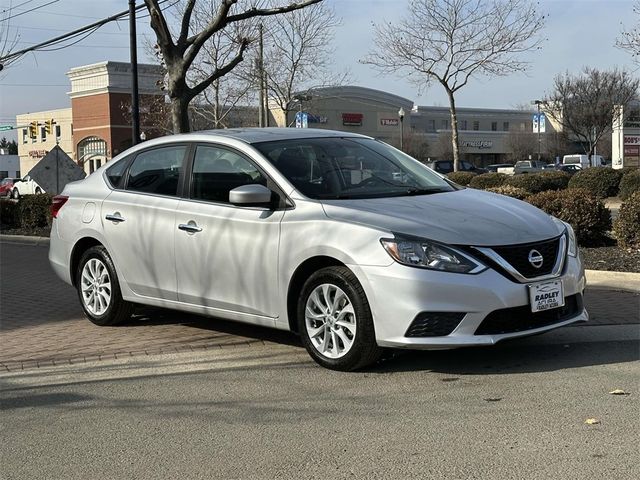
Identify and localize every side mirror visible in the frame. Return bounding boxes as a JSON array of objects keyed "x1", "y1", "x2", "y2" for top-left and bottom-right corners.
[{"x1": 229, "y1": 184, "x2": 273, "y2": 207}]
